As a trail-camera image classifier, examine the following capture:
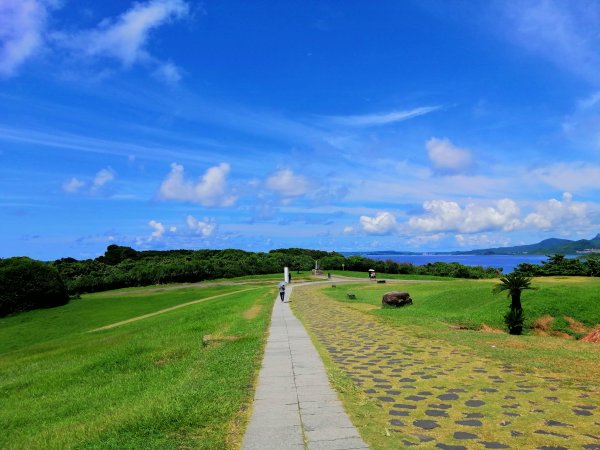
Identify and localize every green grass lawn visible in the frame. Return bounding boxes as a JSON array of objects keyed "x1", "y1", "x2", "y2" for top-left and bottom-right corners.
[
  {"x1": 327, "y1": 276, "x2": 600, "y2": 334},
  {"x1": 0, "y1": 283, "x2": 275, "y2": 449}
]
